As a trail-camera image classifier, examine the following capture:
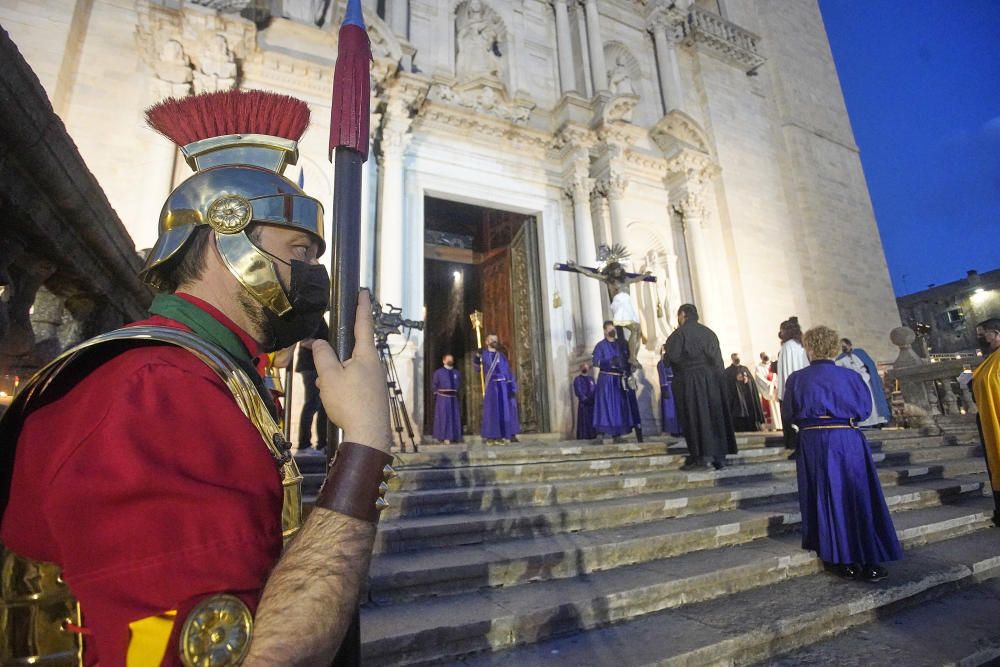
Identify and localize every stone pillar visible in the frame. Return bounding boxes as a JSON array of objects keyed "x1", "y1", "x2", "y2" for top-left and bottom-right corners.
[
  {"x1": 387, "y1": 0, "x2": 409, "y2": 39},
  {"x1": 376, "y1": 98, "x2": 412, "y2": 308},
  {"x1": 650, "y1": 19, "x2": 684, "y2": 114},
  {"x1": 567, "y1": 176, "x2": 604, "y2": 345},
  {"x1": 664, "y1": 251, "x2": 682, "y2": 323},
  {"x1": 678, "y1": 193, "x2": 720, "y2": 325},
  {"x1": 600, "y1": 174, "x2": 628, "y2": 246},
  {"x1": 552, "y1": 0, "x2": 576, "y2": 94},
  {"x1": 582, "y1": 0, "x2": 608, "y2": 92}
]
